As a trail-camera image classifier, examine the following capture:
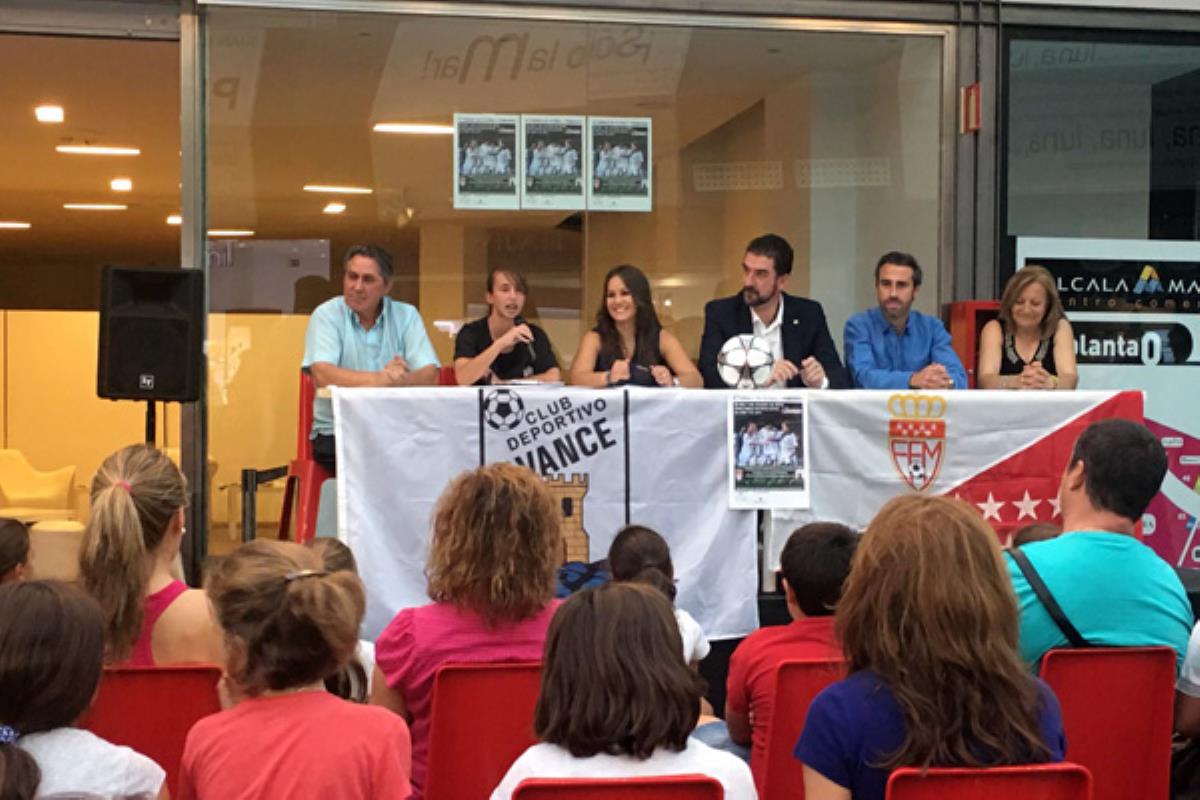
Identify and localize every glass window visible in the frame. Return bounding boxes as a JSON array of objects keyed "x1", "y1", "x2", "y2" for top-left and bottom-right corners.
[{"x1": 205, "y1": 7, "x2": 947, "y2": 539}]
